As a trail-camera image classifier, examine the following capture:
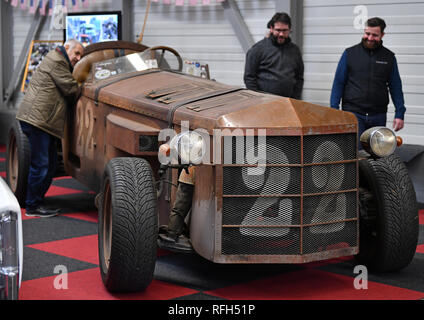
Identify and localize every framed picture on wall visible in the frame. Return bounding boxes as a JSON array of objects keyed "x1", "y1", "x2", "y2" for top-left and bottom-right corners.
[{"x1": 21, "y1": 40, "x2": 64, "y2": 92}]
